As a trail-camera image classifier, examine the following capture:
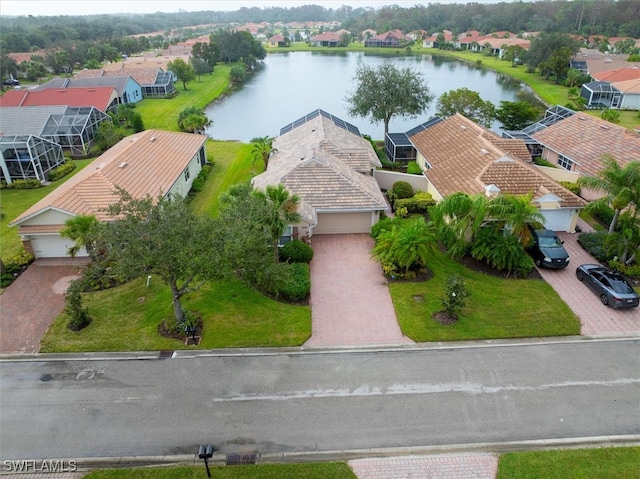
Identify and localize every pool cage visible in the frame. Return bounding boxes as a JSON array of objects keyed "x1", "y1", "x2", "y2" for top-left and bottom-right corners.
[
  {"x1": 40, "y1": 106, "x2": 109, "y2": 157},
  {"x1": 0, "y1": 134, "x2": 64, "y2": 185}
]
